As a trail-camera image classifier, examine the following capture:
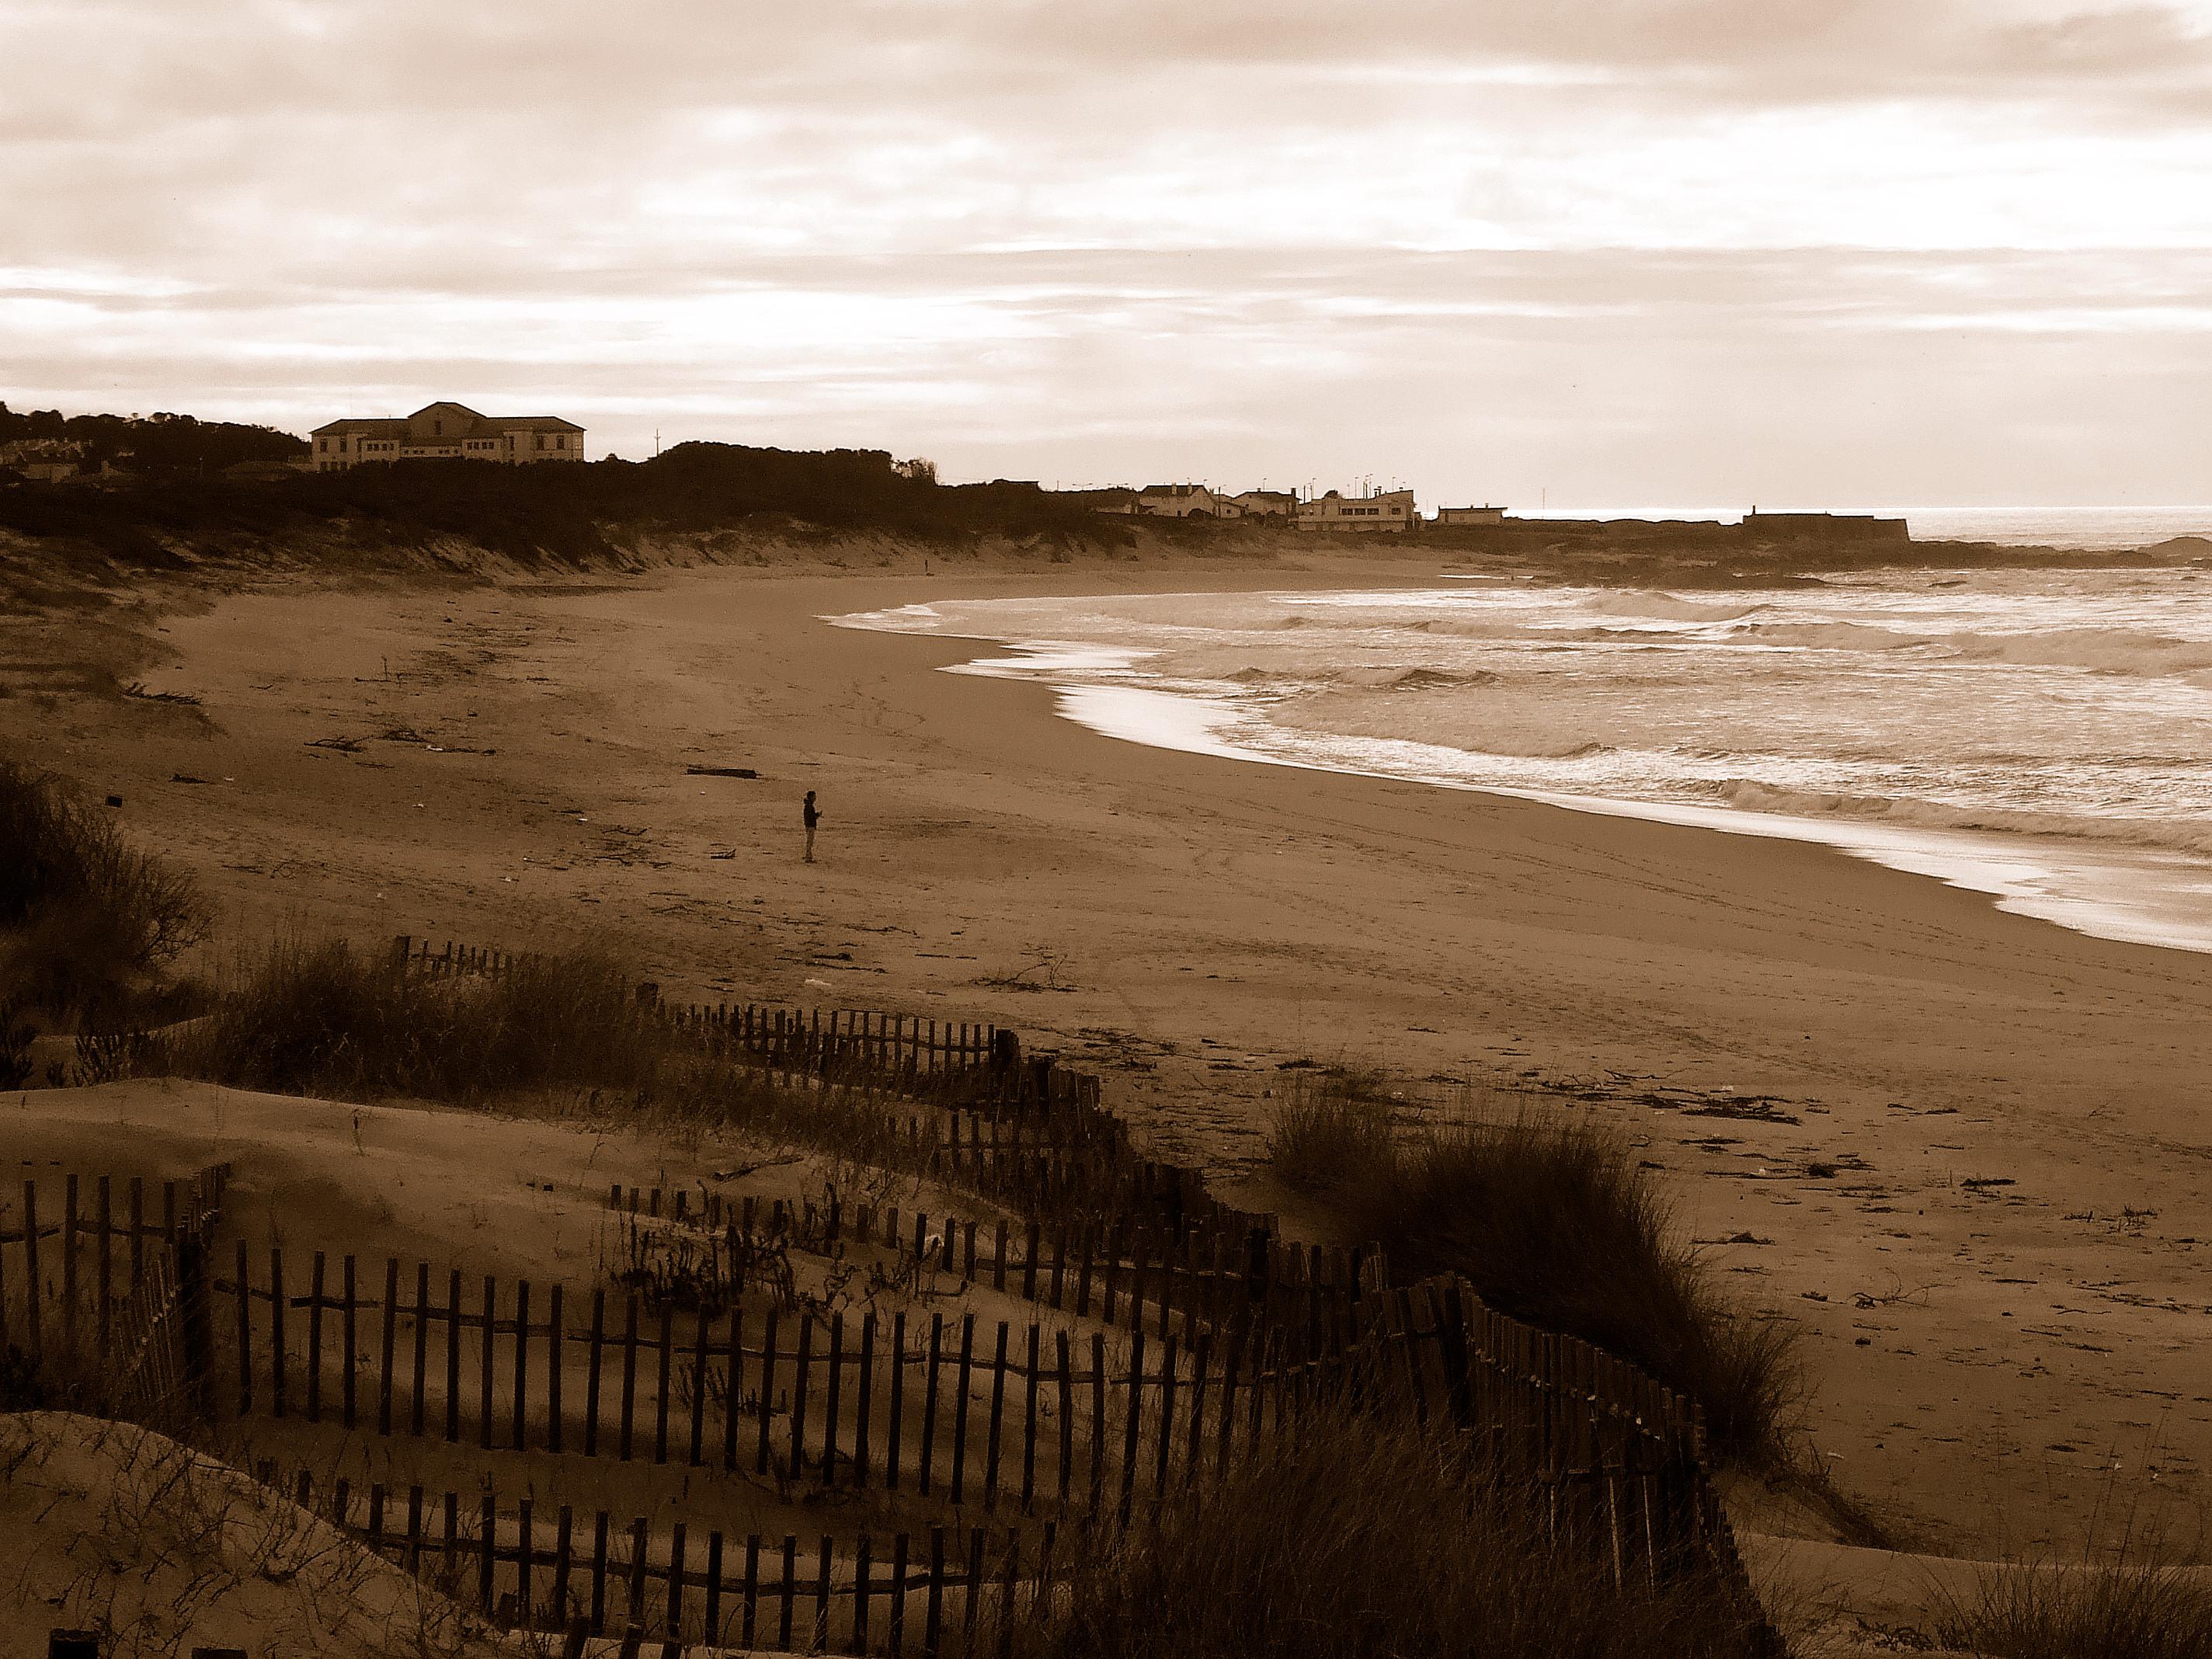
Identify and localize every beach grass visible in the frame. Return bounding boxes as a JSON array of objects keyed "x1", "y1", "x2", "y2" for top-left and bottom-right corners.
[
  {"x1": 1939, "y1": 1553, "x2": 2212, "y2": 1659},
  {"x1": 162, "y1": 935, "x2": 941, "y2": 1183},
  {"x1": 1017, "y1": 1402, "x2": 1779, "y2": 1659},
  {"x1": 1269, "y1": 1075, "x2": 1800, "y2": 1466},
  {"x1": 168, "y1": 935, "x2": 663, "y2": 1101}
]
